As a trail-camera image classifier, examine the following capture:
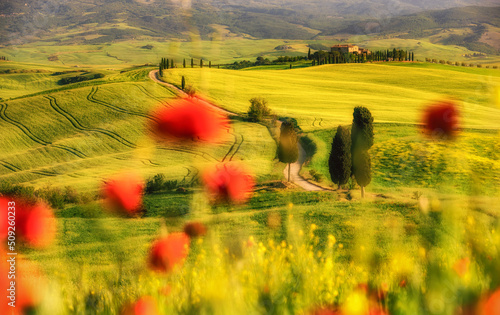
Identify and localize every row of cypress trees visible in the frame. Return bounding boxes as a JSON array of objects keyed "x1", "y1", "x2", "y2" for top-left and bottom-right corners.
[
  {"x1": 309, "y1": 49, "x2": 415, "y2": 66},
  {"x1": 329, "y1": 107, "x2": 374, "y2": 197}
]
